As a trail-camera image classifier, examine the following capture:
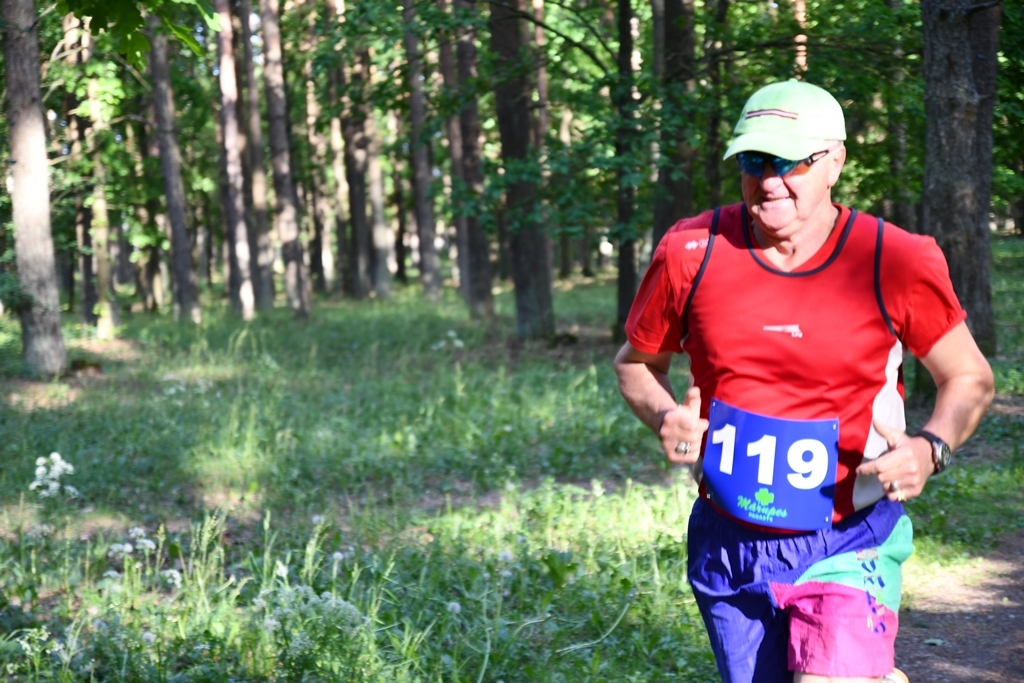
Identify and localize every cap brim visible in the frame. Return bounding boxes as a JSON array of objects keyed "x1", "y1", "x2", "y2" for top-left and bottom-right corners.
[{"x1": 722, "y1": 132, "x2": 827, "y2": 161}]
